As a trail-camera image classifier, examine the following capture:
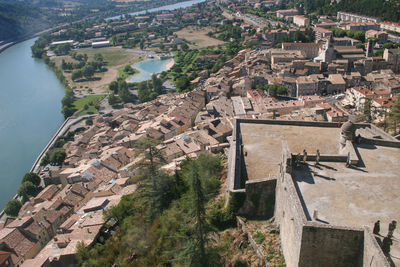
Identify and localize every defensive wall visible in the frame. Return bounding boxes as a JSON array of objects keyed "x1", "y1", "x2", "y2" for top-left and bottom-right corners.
[{"x1": 227, "y1": 118, "x2": 396, "y2": 267}]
